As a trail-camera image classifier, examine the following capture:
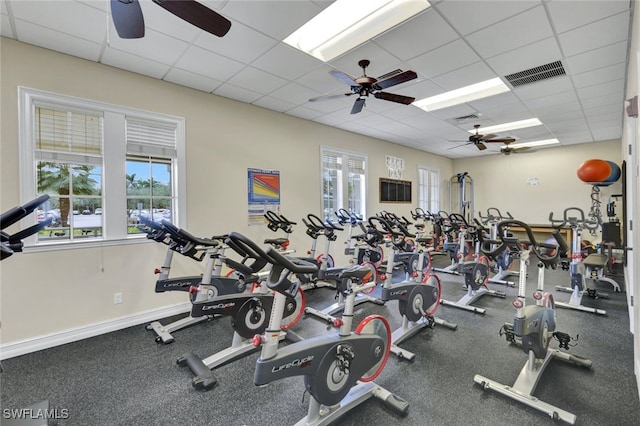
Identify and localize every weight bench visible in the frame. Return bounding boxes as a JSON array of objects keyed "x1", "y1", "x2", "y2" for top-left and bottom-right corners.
[{"x1": 583, "y1": 253, "x2": 621, "y2": 292}]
